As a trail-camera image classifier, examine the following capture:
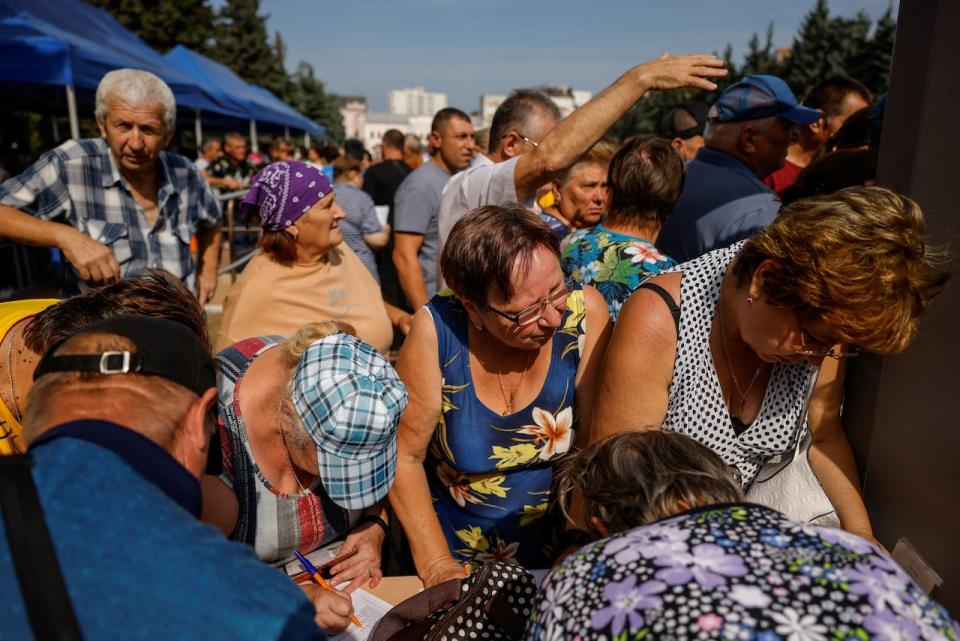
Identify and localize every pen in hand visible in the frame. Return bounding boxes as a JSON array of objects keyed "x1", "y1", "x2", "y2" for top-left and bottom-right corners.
[{"x1": 294, "y1": 550, "x2": 363, "y2": 628}]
